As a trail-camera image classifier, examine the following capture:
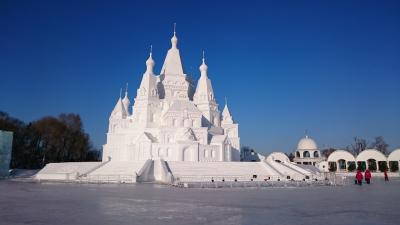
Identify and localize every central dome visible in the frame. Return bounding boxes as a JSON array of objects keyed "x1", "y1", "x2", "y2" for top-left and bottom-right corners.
[{"x1": 297, "y1": 136, "x2": 318, "y2": 150}]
